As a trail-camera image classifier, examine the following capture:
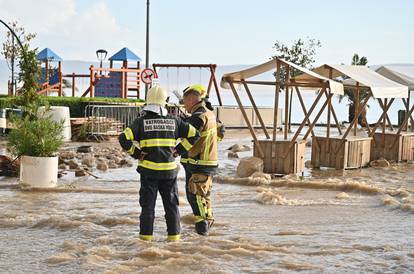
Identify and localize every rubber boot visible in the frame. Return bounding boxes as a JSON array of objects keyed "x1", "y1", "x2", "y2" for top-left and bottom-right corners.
[{"x1": 195, "y1": 220, "x2": 209, "y2": 236}]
